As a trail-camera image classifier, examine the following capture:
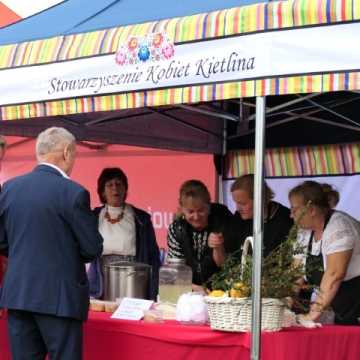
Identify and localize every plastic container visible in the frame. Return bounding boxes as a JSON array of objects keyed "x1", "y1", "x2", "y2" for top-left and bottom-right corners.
[{"x1": 158, "y1": 258, "x2": 192, "y2": 304}]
